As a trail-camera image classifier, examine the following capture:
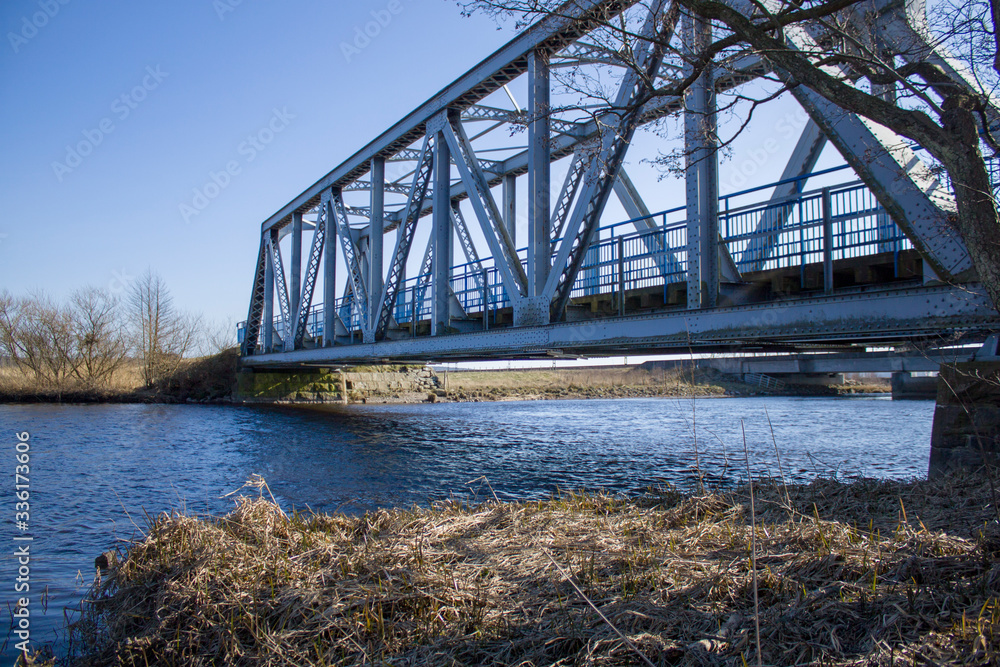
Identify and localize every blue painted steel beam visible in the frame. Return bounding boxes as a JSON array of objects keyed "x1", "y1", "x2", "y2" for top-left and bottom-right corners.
[{"x1": 241, "y1": 284, "x2": 999, "y2": 366}]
